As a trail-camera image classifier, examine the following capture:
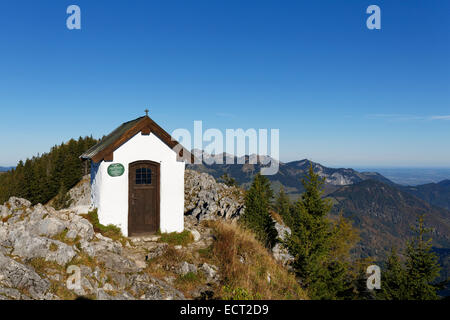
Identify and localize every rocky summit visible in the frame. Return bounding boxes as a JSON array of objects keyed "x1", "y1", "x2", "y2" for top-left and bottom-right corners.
[
  {"x1": 0, "y1": 170, "x2": 292, "y2": 300},
  {"x1": 184, "y1": 170, "x2": 245, "y2": 220}
]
